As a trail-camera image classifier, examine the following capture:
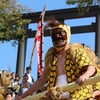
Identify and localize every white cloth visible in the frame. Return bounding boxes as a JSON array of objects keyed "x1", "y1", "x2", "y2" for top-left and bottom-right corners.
[
  {"x1": 12, "y1": 81, "x2": 18, "y2": 85},
  {"x1": 22, "y1": 88, "x2": 28, "y2": 93},
  {"x1": 55, "y1": 74, "x2": 70, "y2": 98},
  {"x1": 27, "y1": 73, "x2": 33, "y2": 84}
]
